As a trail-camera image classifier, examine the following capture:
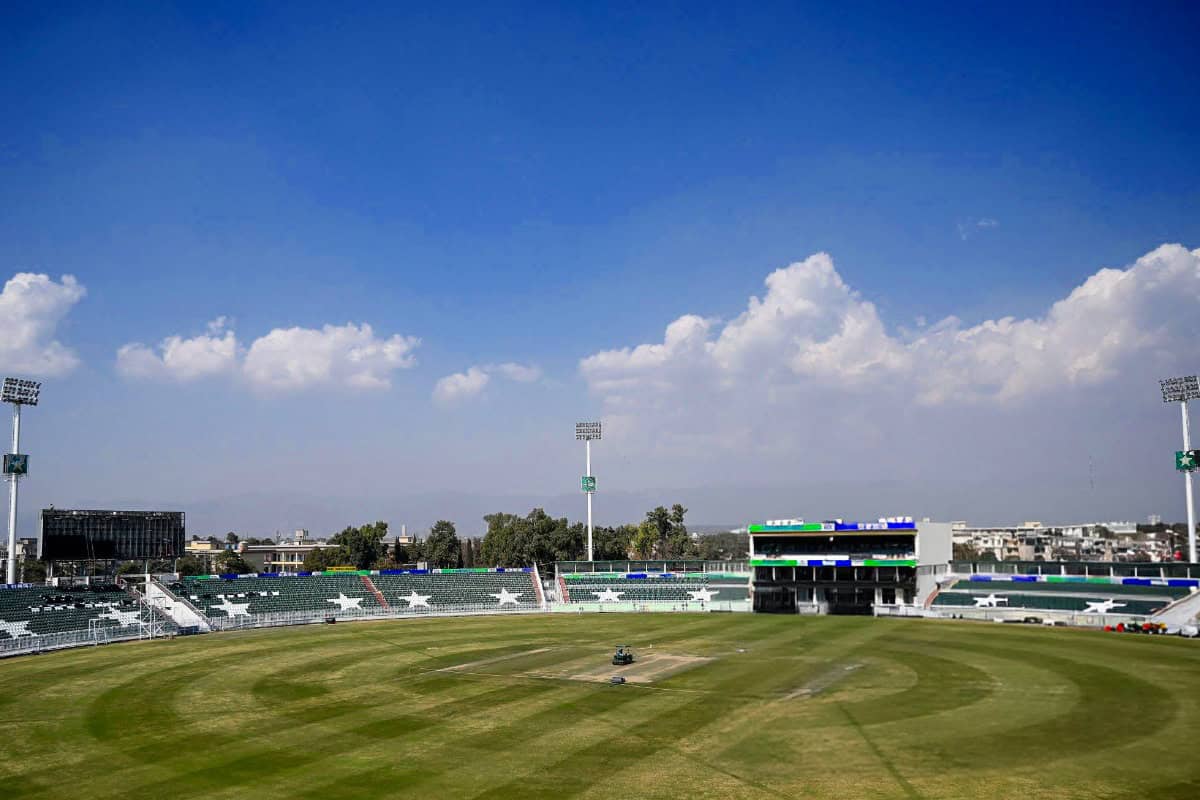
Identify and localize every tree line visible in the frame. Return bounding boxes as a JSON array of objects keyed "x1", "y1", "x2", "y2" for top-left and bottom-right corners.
[
  {"x1": 95, "y1": 503, "x2": 749, "y2": 577},
  {"x1": 293, "y1": 504, "x2": 747, "y2": 570}
]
